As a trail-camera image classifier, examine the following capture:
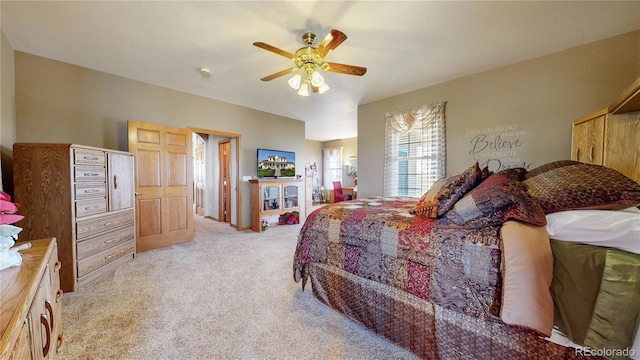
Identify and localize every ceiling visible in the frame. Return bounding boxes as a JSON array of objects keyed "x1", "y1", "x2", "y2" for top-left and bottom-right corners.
[{"x1": 2, "y1": 1, "x2": 639, "y2": 141}]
